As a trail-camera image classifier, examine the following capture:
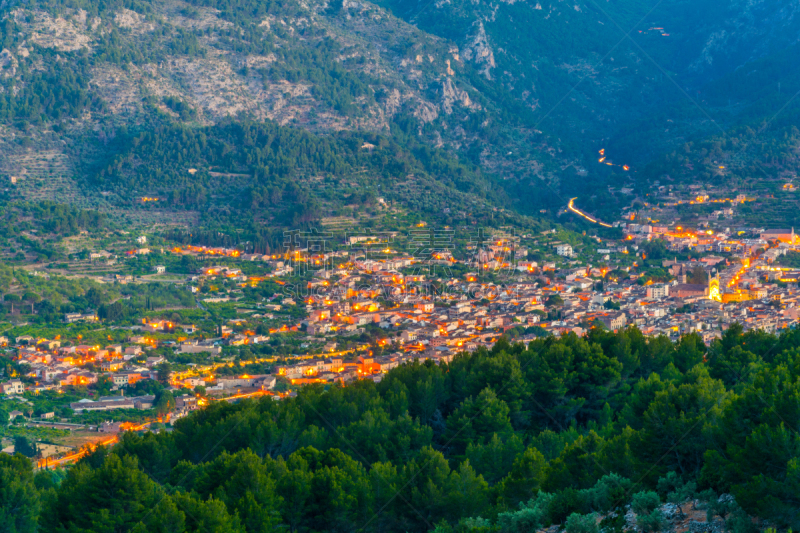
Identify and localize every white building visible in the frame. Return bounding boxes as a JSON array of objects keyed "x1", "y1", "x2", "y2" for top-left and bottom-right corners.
[
  {"x1": 1, "y1": 379, "x2": 24, "y2": 395},
  {"x1": 646, "y1": 285, "x2": 670, "y2": 299},
  {"x1": 555, "y1": 244, "x2": 574, "y2": 257}
]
